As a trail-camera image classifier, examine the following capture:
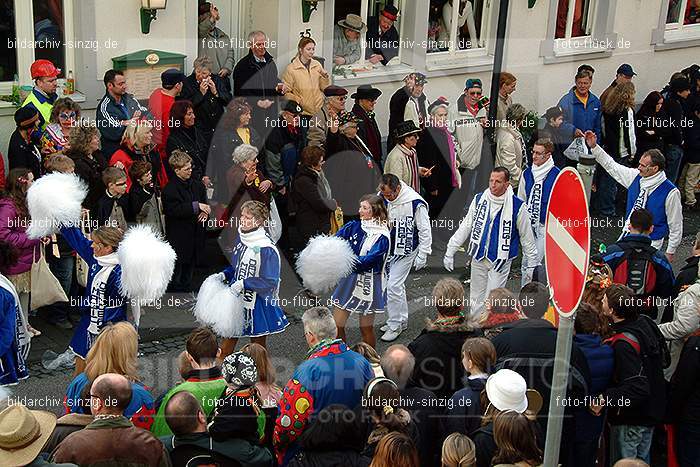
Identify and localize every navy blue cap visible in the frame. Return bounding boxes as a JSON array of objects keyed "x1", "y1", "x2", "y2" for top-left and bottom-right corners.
[
  {"x1": 617, "y1": 64, "x2": 636, "y2": 77},
  {"x1": 161, "y1": 68, "x2": 186, "y2": 87}
]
